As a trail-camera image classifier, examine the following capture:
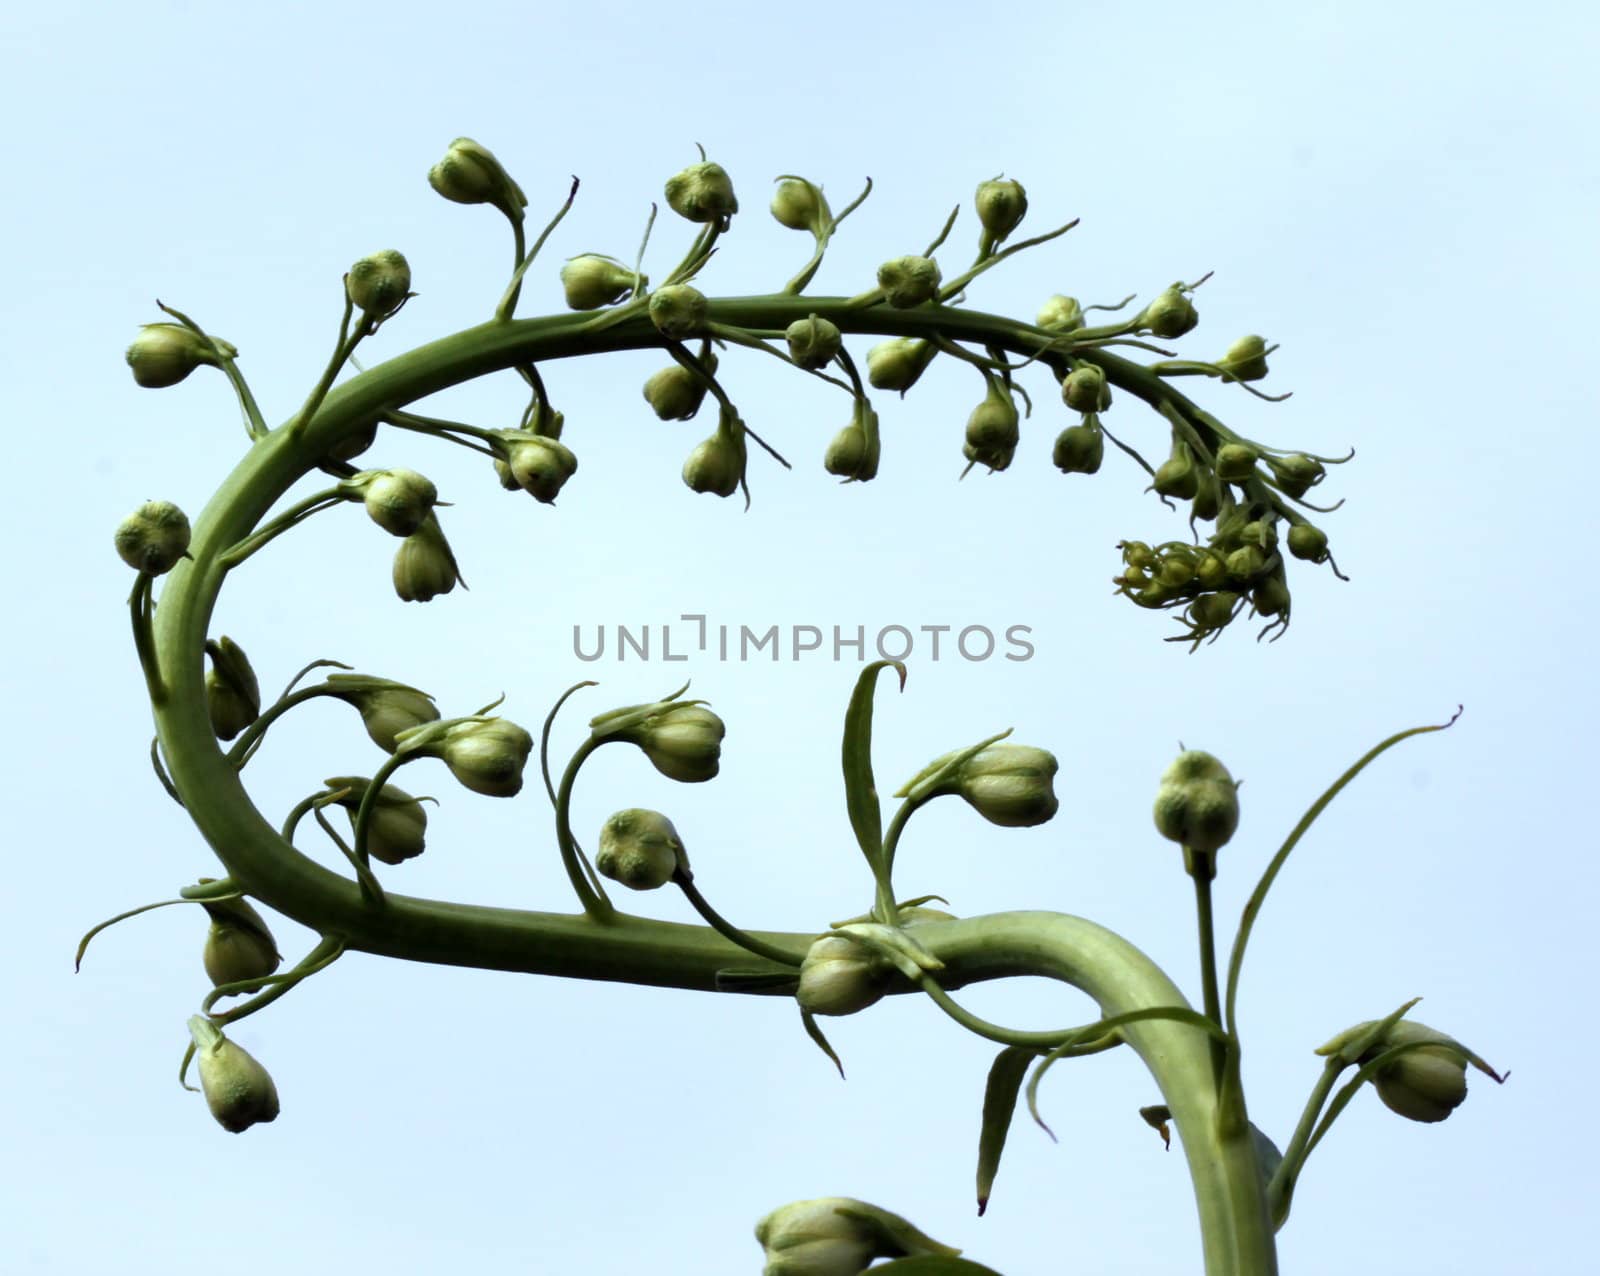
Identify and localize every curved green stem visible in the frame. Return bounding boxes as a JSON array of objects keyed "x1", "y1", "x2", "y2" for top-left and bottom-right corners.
[
  {"x1": 203, "y1": 934, "x2": 346, "y2": 1026},
  {"x1": 226, "y1": 683, "x2": 341, "y2": 766},
  {"x1": 553, "y1": 737, "x2": 615, "y2": 922},
  {"x1": 1266, "y1": 1057, "x2": 1344, "y2": 1229},
  {"x1": 290, "y1": 294, "x2": 360, "y2": 438},
  {"x1": 672, "y1": 868, "x2": 806, "y2": 967},
  {"x1": 129, "y1": 574, "x2": 165, "y2": 705},
  {"x1": 219, "y1": 488, "x2": 344, "y2": 568}
]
